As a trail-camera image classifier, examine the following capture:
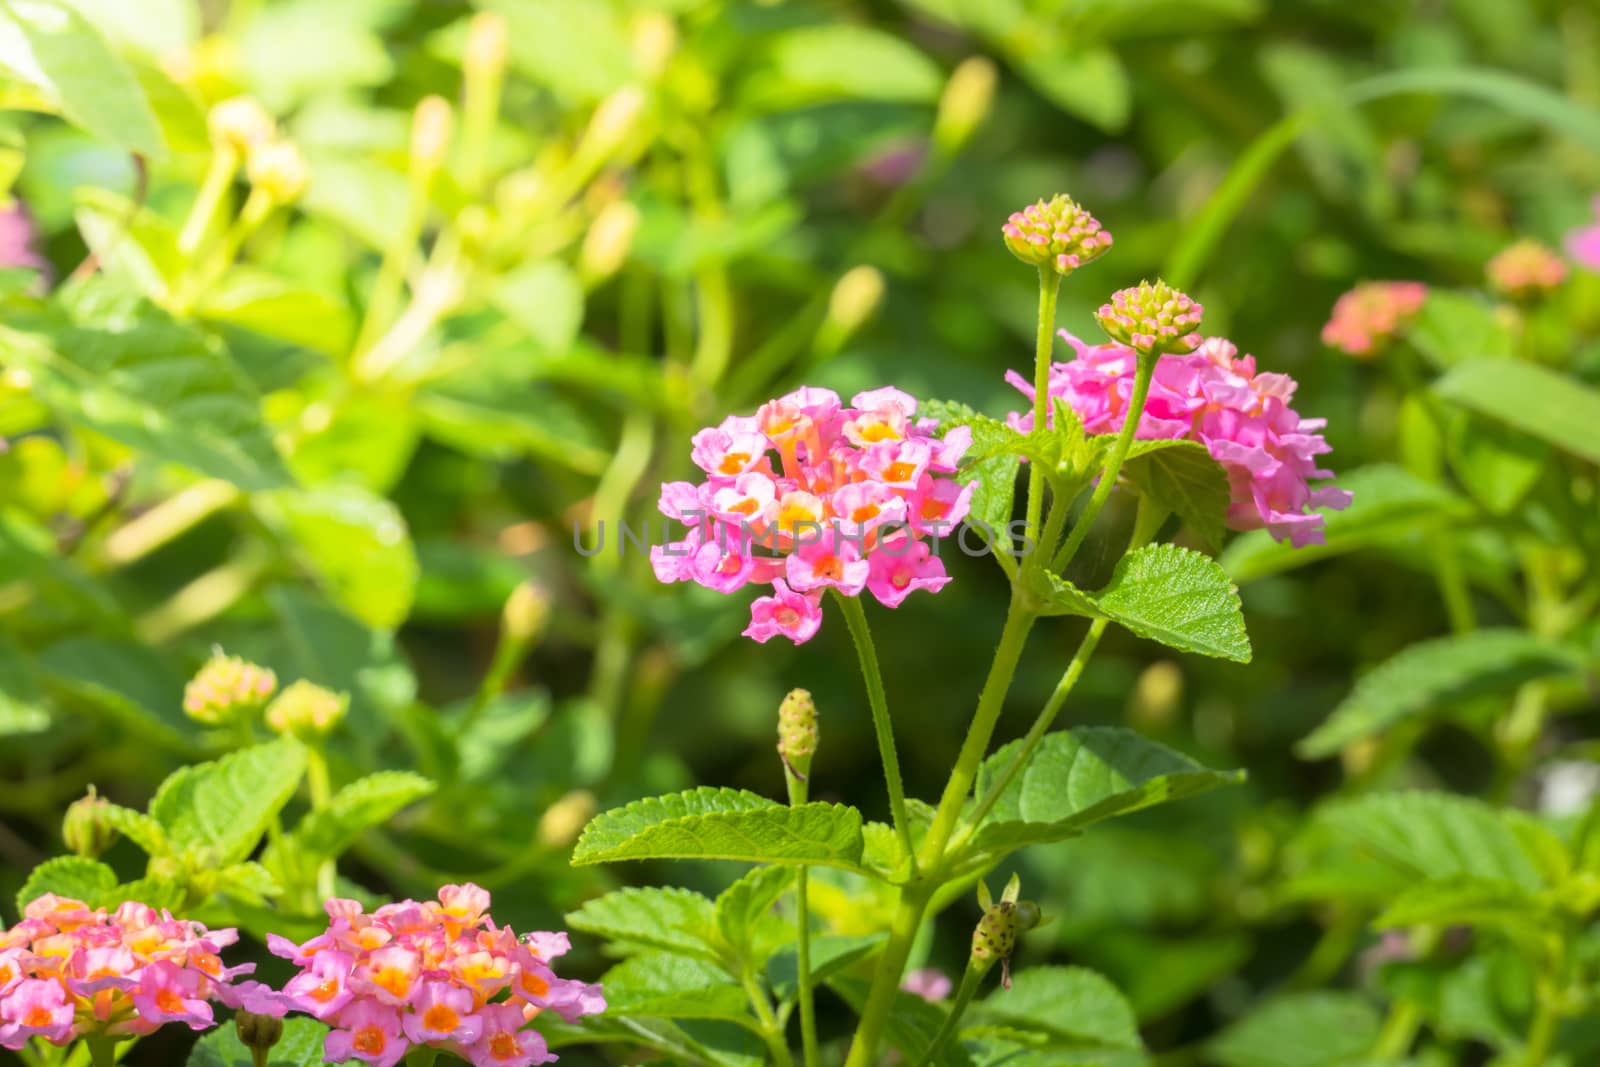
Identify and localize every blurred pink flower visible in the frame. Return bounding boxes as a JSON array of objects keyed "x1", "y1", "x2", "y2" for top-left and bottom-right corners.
[
  {"x1": 901, "y1": 968, "x2": 953, "y2": 1003},
  {"x1": 1321, "y1": 281, "x2": 1427, "y2": 358},
  {"x1": 1565, "y1": 196, "x2": 1600, "y2": 272},
  {"x1": 1487, "y1": 238, "x2": 1568, "y2": 299},
  {"x1": 1008, "y1": 332, "x2": 1351, "y2": 546}
]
